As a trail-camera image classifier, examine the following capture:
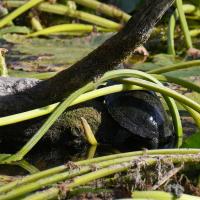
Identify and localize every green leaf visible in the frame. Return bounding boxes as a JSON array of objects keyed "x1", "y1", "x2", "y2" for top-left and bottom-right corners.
[{"x1": 182, "y1": 131, "x2": 200, "y2": 148}]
